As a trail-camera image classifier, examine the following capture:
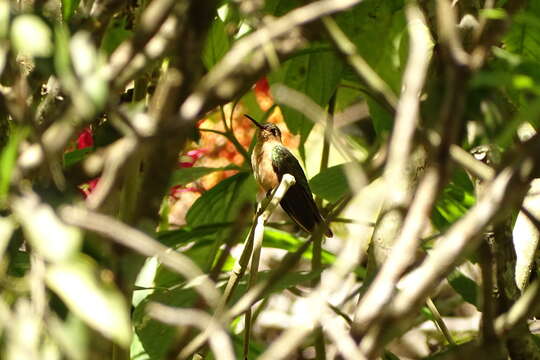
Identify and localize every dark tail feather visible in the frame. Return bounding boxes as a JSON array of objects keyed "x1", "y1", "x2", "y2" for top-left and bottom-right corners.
[{"x1": 280, "y1": 183, "x2": 333, "y2": 237}]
